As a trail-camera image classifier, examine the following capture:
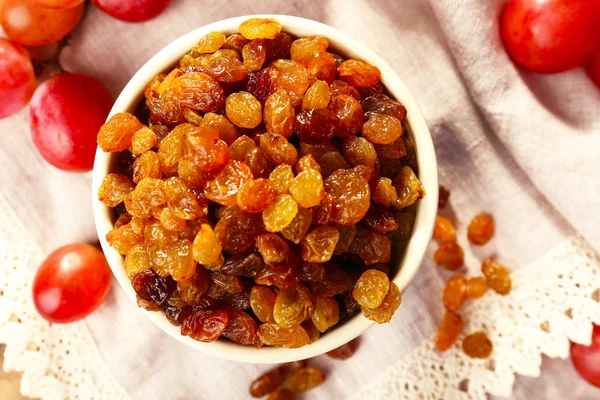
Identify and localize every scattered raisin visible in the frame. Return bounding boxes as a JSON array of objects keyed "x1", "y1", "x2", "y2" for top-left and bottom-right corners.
[
  {"x1": 467, "y1": 276, "x2": 487, "y2": 299},
  {"x1": 481, "y1": 259, "x2": 511, "y2": 295},
  {"x1": 462, "y1": 331, "x2": 493, "y2": 359},
  {"x1": 434, "y1": 242, "x2": 464, "y2": 271},
  {"x1": 435, "y1": 311, "x2": 464, "y2": 351},
  {"x1": 327, "y1": 338, "x2": 359, "y2": 360},
  {"x1": 288, "y1": 367, "x2": 326, "y2": 393},
  {"x1": 433, "y1": 215, "x2": 457, "y2": 243},
  {"x1": 467, "y1": 213, "x2": 495, "y2": 245},
  {"x1": 443, "y1": 274, "x2": 468, "y2": 312}
]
